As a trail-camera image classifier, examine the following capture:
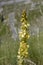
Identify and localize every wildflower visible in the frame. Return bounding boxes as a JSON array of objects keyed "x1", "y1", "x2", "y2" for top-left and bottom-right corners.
[
  {"x1": 17, "y1": 55, "x2": 20, "y2": 59},
  {"x1": 18, "y1": 51, "x2": 20, "y2": 54},
  {"x1": 27, "y1": 23, "x2": 30, "y2": 27},
  {"x1": 27, "y1": 45, "x2": 29, "y2": 48},
  {"x1": 21, "y1": 18, "x2": 24, "y2": 22},
  {"x1": 28, "y1": 35, "x2": 30, "y2": 39},
  {"x1": 17, "y1": 10, "x2": 30, "y2": 65},
  {"x1": 26, "y1": 52, "x2": 28, "y2": 55}
]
